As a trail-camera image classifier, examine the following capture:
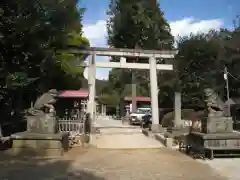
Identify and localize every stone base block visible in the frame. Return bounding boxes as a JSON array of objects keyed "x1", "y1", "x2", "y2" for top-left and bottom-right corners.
[
  {"x1": 154, "y1": 133, "x2": 174, "y2": 148},
  {"x1": 165, "y1": 137, "x2": 173, "y2": 148},
  {"x1": 91, "y1": 127, "x2": 100, "y2": 134},
  {"x1": 11, "y1": 147, "x2": 63, "y2": 157},
  {"x1": 10, "y1": 132, "x2": 69, "y2": 157},
  {"x1": 202, "y1": 116, "x2": 233, "y2": 134},
  {"x1": 151, "y1": 124, "x2": 164, "y2": 133}
]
